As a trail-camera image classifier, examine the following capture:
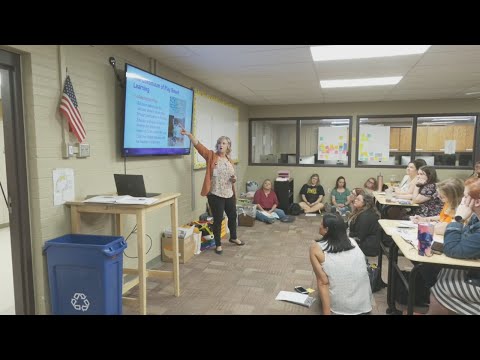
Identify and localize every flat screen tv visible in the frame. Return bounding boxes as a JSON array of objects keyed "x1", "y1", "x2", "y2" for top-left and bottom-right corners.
[{"x1": 122, "y1": 64, "x2": 194, "y2": 156}]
